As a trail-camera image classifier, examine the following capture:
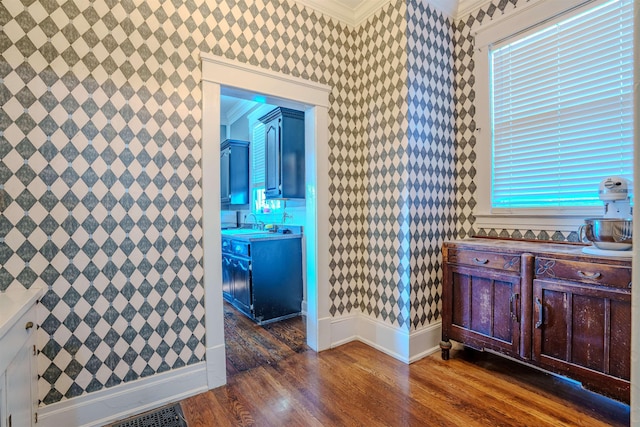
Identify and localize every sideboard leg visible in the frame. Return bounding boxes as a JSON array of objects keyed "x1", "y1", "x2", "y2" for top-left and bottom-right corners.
[{"x1": 440, "y1": 340, "x2": 452, "y2": 360}]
